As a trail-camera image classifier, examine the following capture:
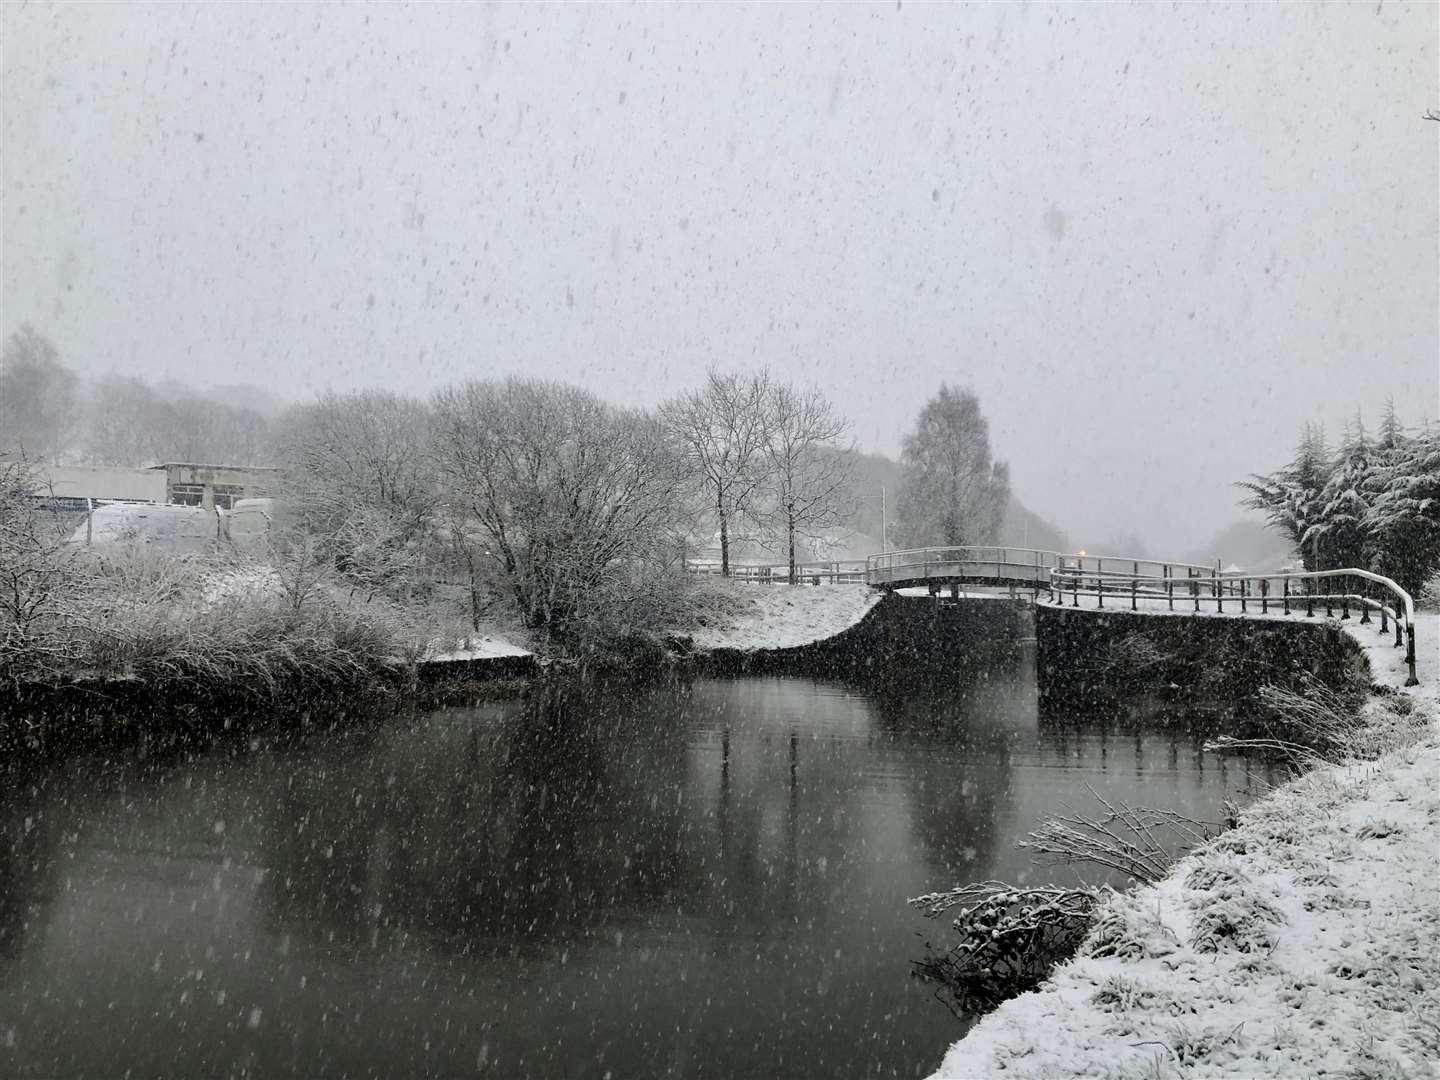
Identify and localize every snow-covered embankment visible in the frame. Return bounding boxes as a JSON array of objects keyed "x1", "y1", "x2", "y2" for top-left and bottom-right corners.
[
  {"x1": 690, "y1": 582, "x2": 882, "y2": 652},
  {"x1": 930, "y1": 613, "x2": 1440, "y2": 1078}
]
